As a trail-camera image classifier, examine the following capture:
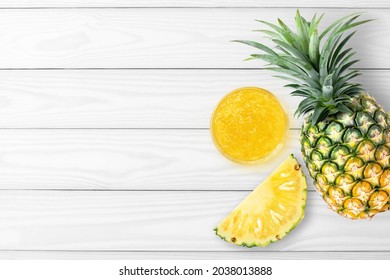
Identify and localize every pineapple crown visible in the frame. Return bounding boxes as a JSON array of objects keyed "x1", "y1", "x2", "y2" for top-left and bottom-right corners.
[{"x1": 234, "y1": 10, "x2": 371, "y2": 125}]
